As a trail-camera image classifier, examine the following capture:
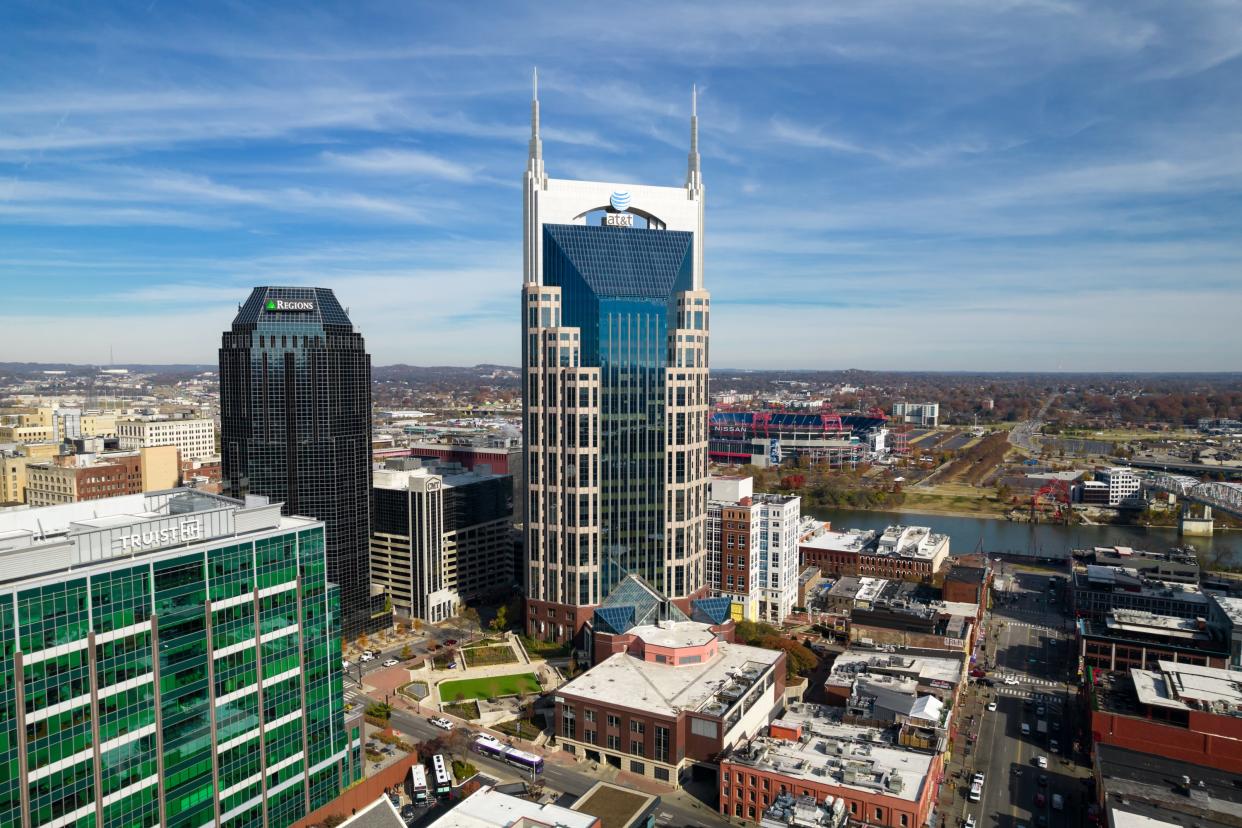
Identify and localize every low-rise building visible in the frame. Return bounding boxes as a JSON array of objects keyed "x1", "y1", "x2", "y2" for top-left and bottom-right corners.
[
  {"x1": 1088, "y1": 661, "x2": 1242, "y2": 776},
  {"x1": 801, "y1": 530, "x2": 877, "y2": 579},
  {"x1": 799, "y1": 527, "x2": 948, "y2": 584},
  {"x1": 824, "y1": 650, "x2": 965, "y2": 705},
  {"x1": 719, "y1": 702, "x2": 943, "y2": 827},
  {"x1": 1077, "y1": 609, "x2": 1230, "y2": 674},
  {"x1": 849, "y1": 589, "x2": 978, "y2": 655},
  {"x1": 1073, "y1": 567, "x2": 1212, "y2": 620},
  {"x1": 427, "y1": 784, "x2": 601, "y2": 828},
  {"x1": 24, "y1": 445, "x2": 179, "y2": 506},
  {"x1": 555, "y1": 619, "x2": 786, "y2": 787},
  {"x1": 942, "y1": 564, "x2": 988, "y2": 604},
  {"x1": 797, "y1": 566, "x2": 824, "y2": 609},
  {"x1": 1094, "y1": 744, "x2": 1242, "y2": 828},
  {"x1": 1082, "y1": 546, "x2": 1200, "y2": 584}
]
